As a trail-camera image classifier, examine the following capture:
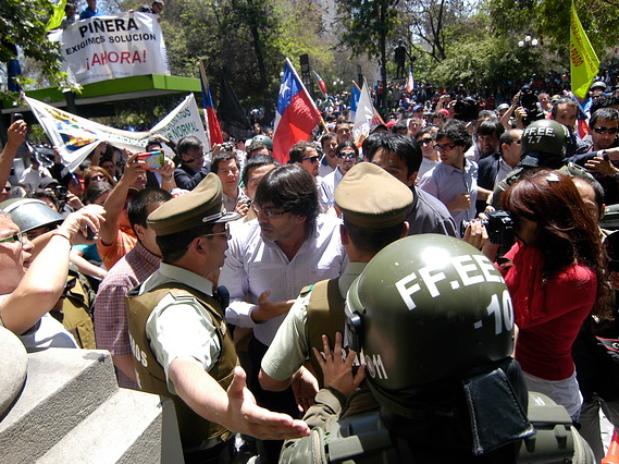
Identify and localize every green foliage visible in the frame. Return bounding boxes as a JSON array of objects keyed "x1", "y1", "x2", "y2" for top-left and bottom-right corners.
[
  {"x1": 485, "y1": 0, "x2": 619, "y2": 59},
  {"x1": 0, "y1": 0, "x2": 64, "y2": 84},
  {"x1": 335, "y1": 0, "x2": 401, "y2": 60},
  {"x1": 423, "y1": 34, "x2": 546, "y2": 96},
  {"x1": 154, "y1": 0, "x2": 336, "y2": 110}
]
